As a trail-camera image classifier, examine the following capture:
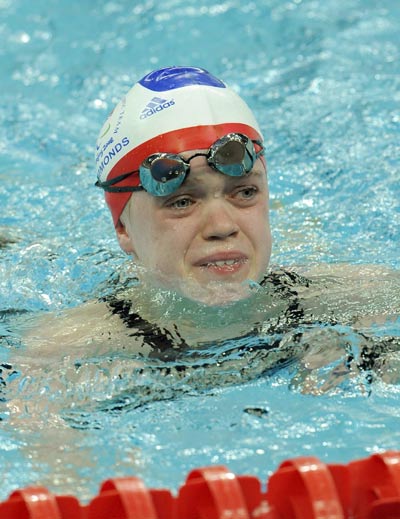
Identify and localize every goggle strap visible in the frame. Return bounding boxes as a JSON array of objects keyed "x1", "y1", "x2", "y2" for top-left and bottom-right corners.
[
  {"x1": 95, "y1": 171, "x2": 143, "y2": 193},
  {"x1": 245, "y1": 141, "x2": 264, "y2": 169},
  {"x1": 253, "y1": 140, "x2": 264, "y2": 155}
]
